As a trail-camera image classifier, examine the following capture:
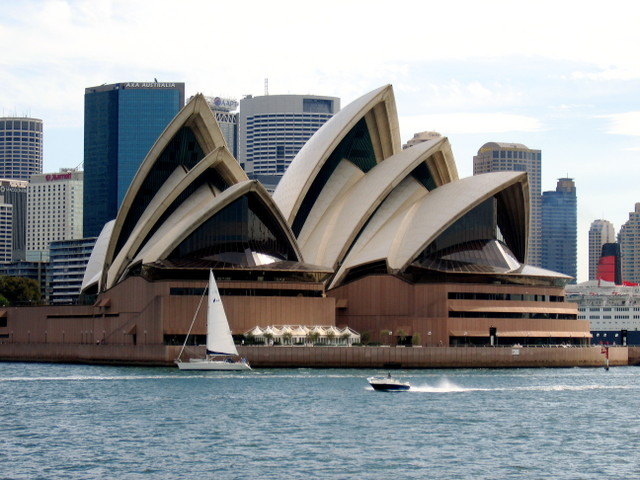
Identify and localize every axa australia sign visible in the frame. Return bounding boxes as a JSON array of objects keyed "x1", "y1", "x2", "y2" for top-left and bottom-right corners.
[{"x1": 123, "y1": 82, "x2": 184, "y2": 89}]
